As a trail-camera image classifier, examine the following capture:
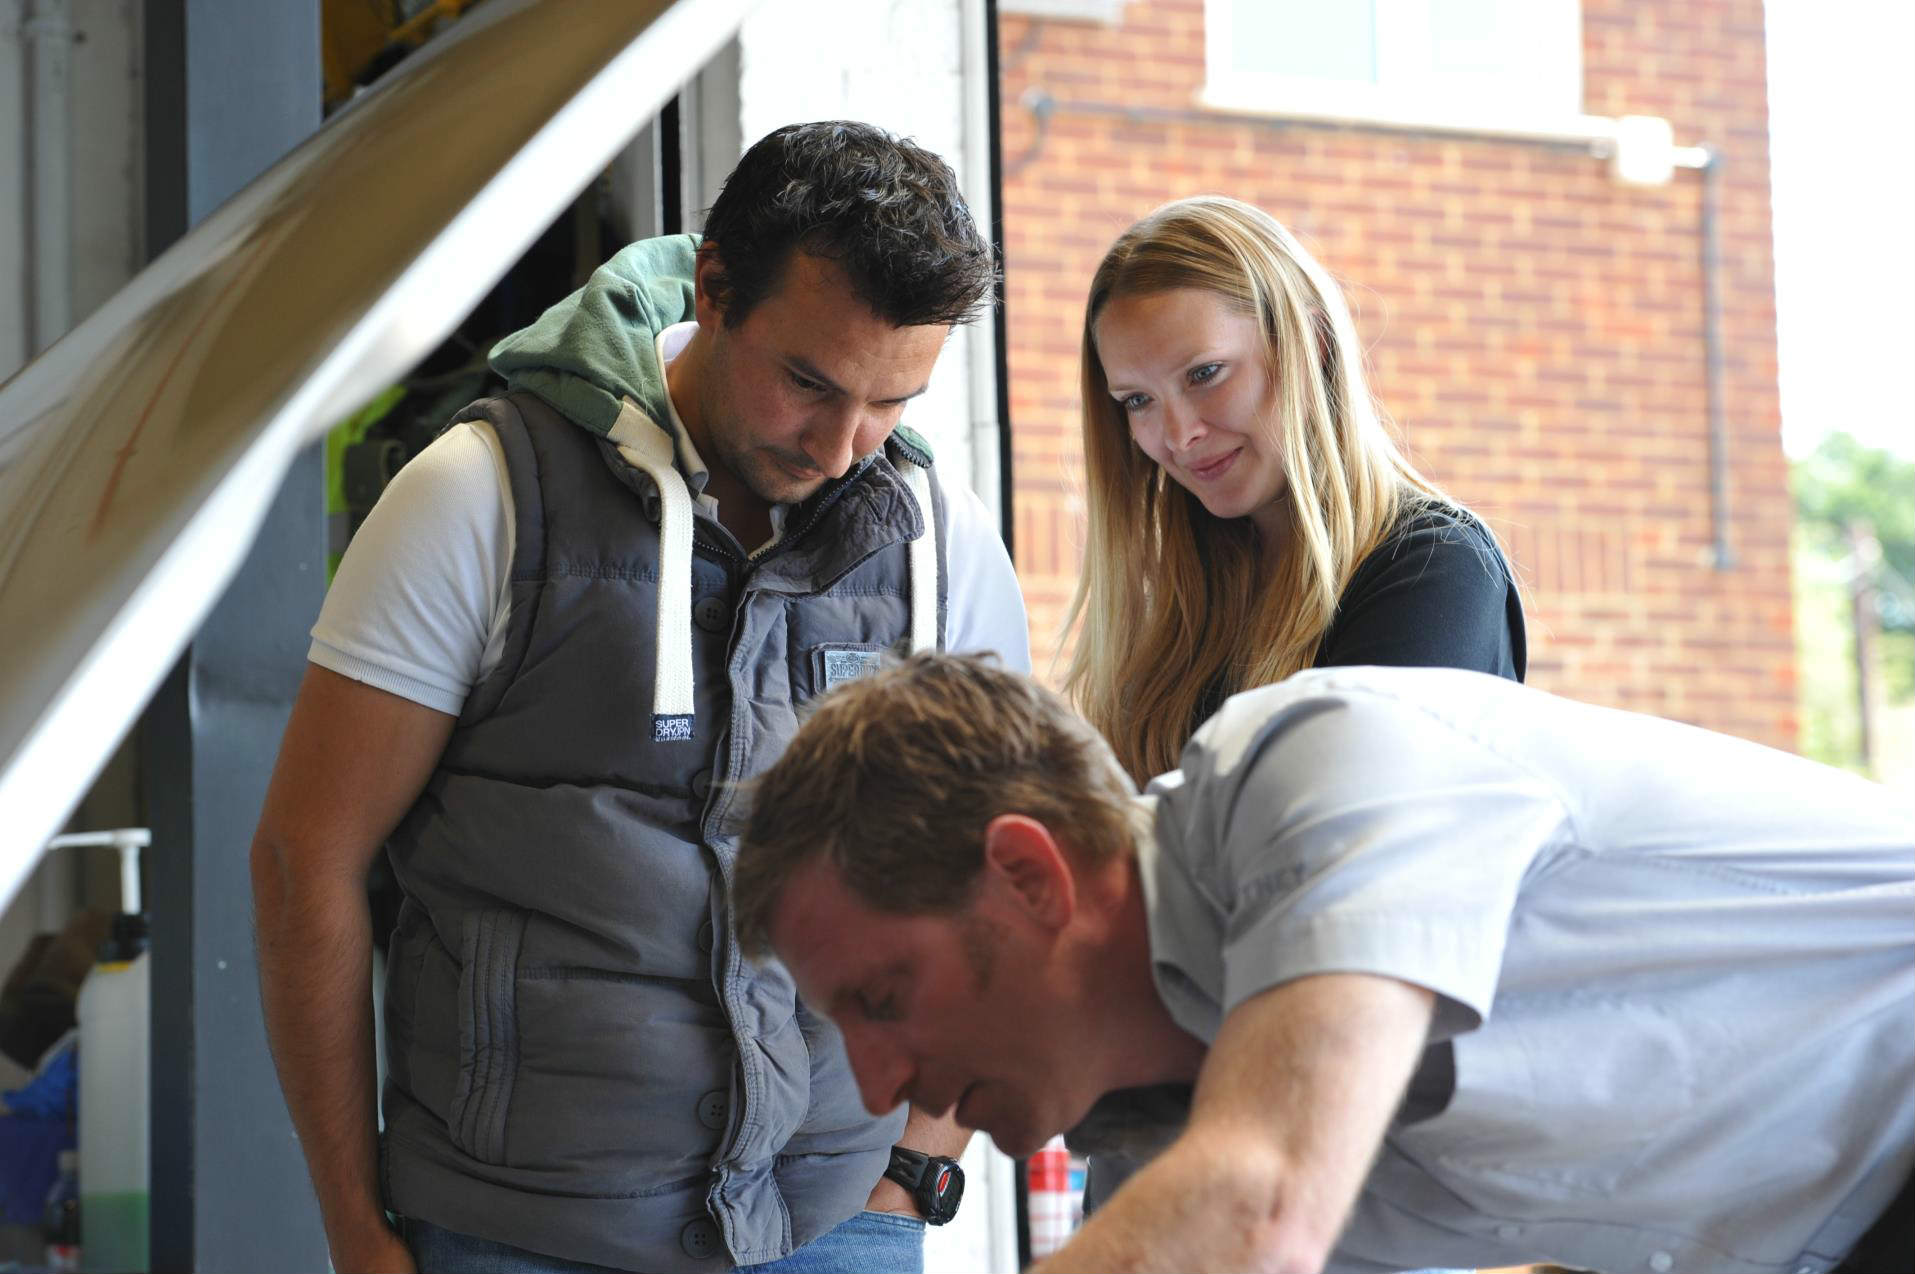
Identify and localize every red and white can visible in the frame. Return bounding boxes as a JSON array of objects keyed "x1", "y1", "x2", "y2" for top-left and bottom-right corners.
[{"x1": 1026, "y1": 1135, "x2": 1087, "y2": 1259}]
